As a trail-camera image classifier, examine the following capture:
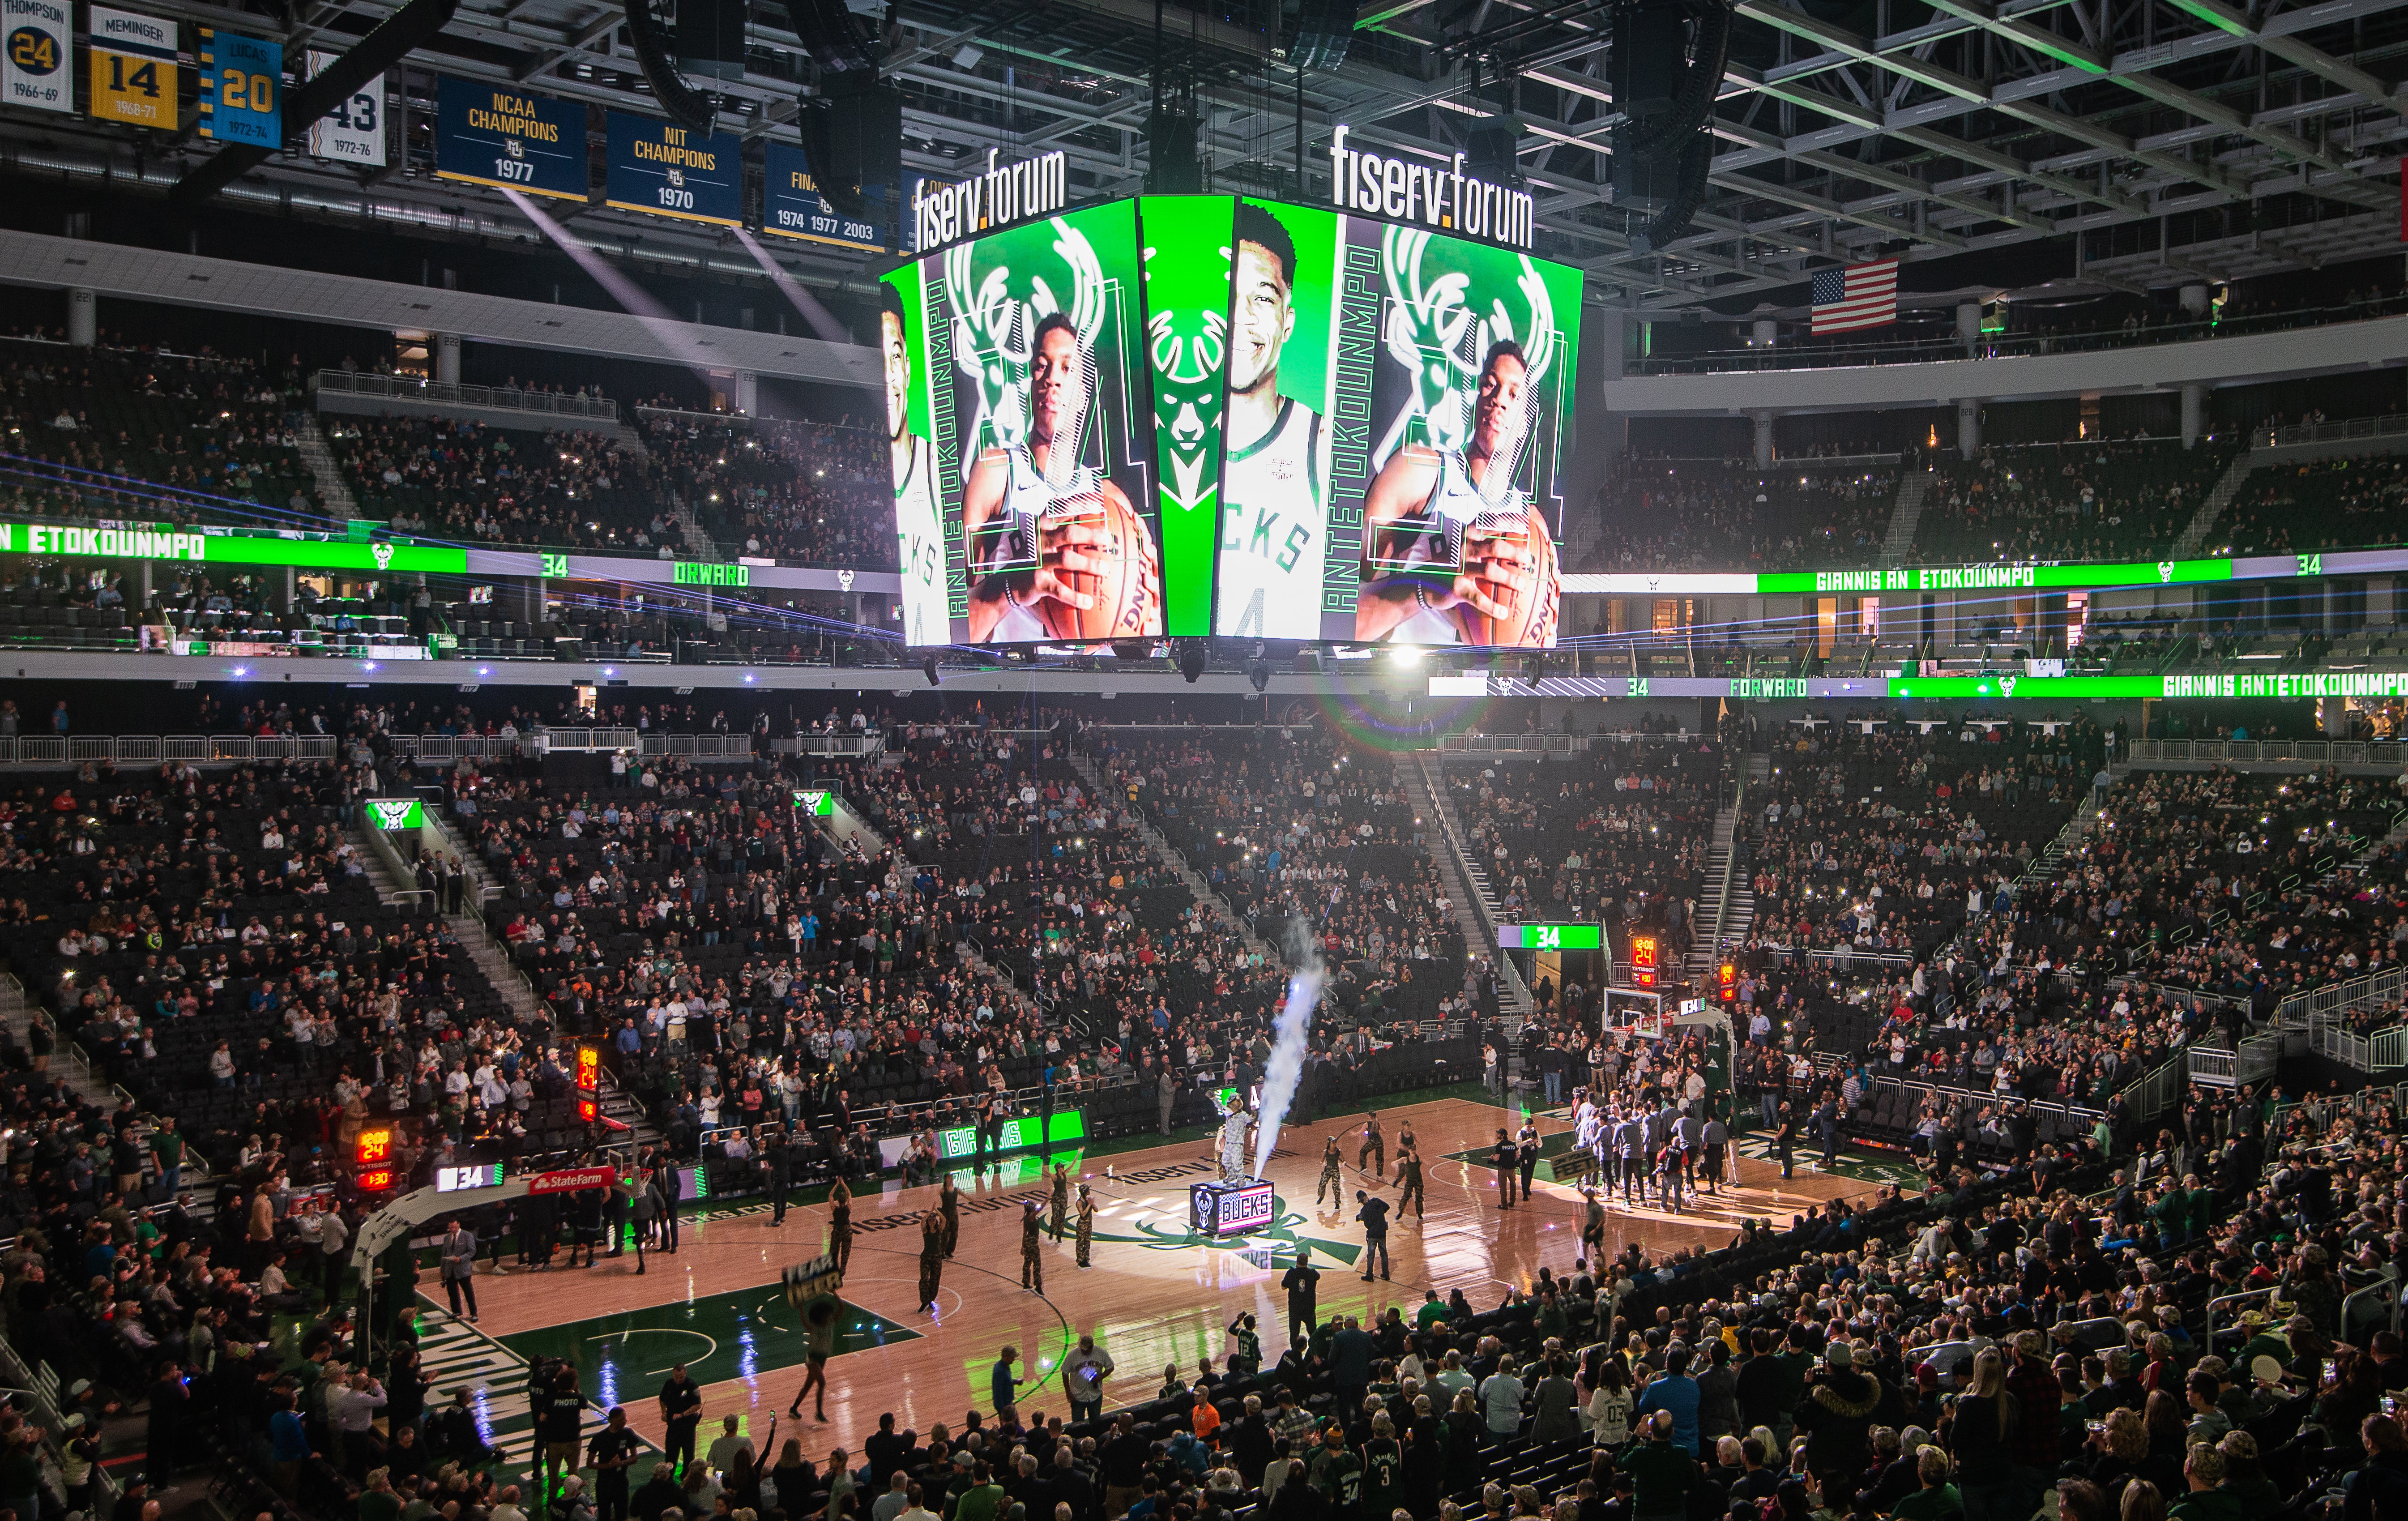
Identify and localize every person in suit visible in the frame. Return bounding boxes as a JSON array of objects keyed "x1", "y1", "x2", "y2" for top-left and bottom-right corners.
[
  {"x1": 765, "y1": 1126, "x2": 793, "y2": 1226},
  {"x1": 440, "y1": 1218, "x2": 478, "y2": 1321}
]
